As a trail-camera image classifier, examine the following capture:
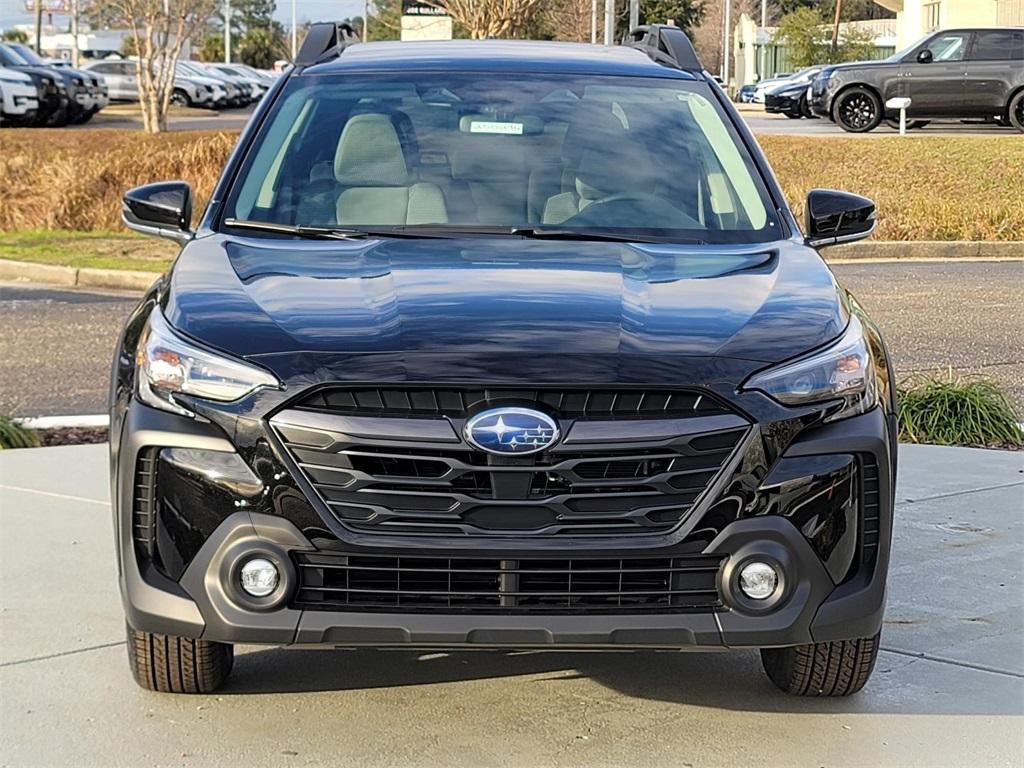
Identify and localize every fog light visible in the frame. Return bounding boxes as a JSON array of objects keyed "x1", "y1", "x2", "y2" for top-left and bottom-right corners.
[
  {"x1": 239, "y1": 557, "x2": 279, "y2": 597},
  {"x1": 738, "y1": 561, "x2": 778, "y2": 600}
]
